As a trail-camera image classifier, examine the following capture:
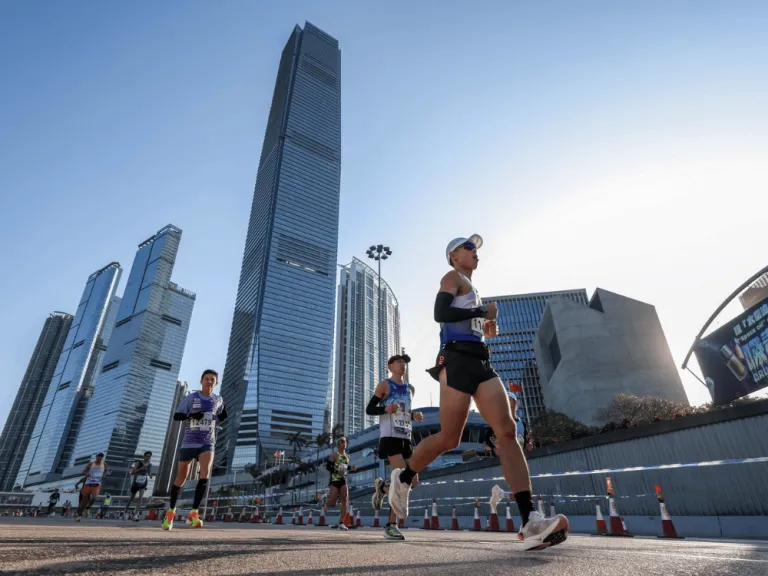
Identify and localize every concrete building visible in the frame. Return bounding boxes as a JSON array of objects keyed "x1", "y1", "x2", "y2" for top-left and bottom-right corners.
[
  {"x1": 334, "y1": 258, "x2": 400, "y2": 435},
  {"x1": 739, "y1": 273, "x2": 768, "y2": 310},
  {"x1": 484, "y1": 290, "x2": 589, "y2": 421},
  {"x1": 533, "y1": 288, "x2": 688, "y2": 426},
  {"x1": 0, "y1": 312, "x2": 72, "y2": 491}
]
